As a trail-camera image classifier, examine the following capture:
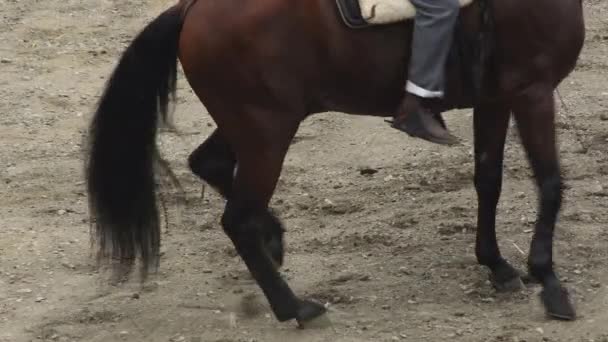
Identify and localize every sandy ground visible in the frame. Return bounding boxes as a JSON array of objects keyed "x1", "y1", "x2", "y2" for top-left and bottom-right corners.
[{"x1": 1, "y1": 0, "x2": 607, "y2": 341}]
